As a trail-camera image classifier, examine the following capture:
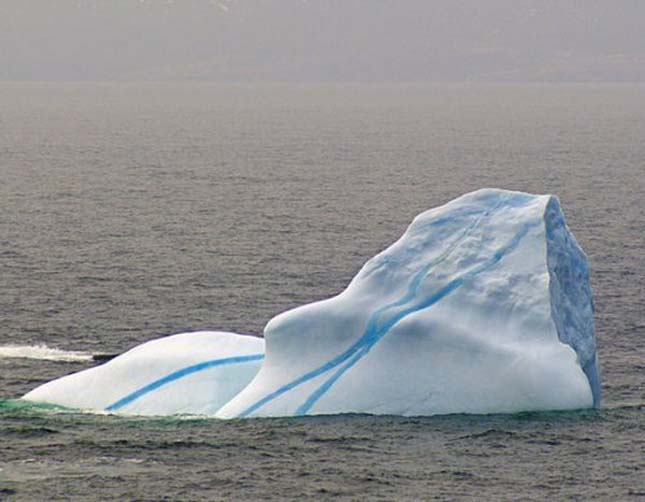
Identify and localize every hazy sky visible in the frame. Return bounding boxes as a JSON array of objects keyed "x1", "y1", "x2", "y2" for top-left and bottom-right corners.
[{"x1": 1, "y1": 0, "x2": 644, "y2": 82}]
